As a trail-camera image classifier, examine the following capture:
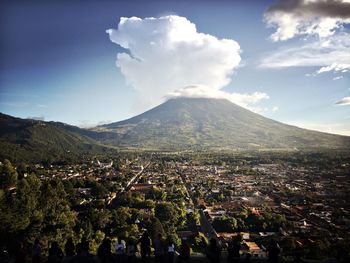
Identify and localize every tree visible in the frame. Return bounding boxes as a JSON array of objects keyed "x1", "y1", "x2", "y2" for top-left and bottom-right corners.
[
  {"x1": 236, "y1": 218, "x2": 246, "y2": 231},
  {"x1": 113, "y1": 159, "x2": 122, "y2": 171},
  {"x1": 63, "y1": 180, "x2": 75, "y2": 197},
  {"x1": 16, "y1": 162, "x2": 28, "y2": 179},
  {"x1": 147, "y1": 217, "x2": 165, "y2": 239},
  {"x1": 88, "y1": 208, "x2": 112, "y2": 231},
  {"x1": 0, "y1": 178, "x2": 32, "y2": 236},
  {"x1": 245, "y1": 213, "x2": 265, "y2": 231},
  {"x1": 38, "y1": 179, "x2": 76, "y2": 247},
  {"x1": 147, "y1": 187, "x2": 166, "y2": 201},
  {"x1": 0, "y1": 173, "x2": 76, "y2": 253},
  {"x1": 169, "y1": 232, "x2": 181, "y2": 247},
  {"x1": 90, "y1": 182, "x2": 108, "y2": 199},
  {"x1": 142, "y1": 199, "x2": 156, "y2": 209},
  {"x1": 109, "y1": 207, "x2": 132, "y2": 235},
  {"x1": 0, "y1": 159, "x2": 18, "y2": 188},
  {"x1": 126, "y1": 224, "x2": 140, "y2": 238},
  {"x1": 155, "y1": 202, "x2": 179, "y2": 229},
  {"x1": 187, "y1": 211, "x2": 200, "y2": 231},
  {"x1": 192, "y1": 232, "x2": 208, "y2": 252},
  {"x1": 0, "y1": 171, "x2": 44, "y2": 249},
  {"x1": 90, "y1": 230, "x2": 106, "y2": 254},
  {"x1": 309, "y1": 239, "x2": 330, "y2": 259},
  {"x1": 75, "y1": 219, "x2": 94, "y2": 240},
  {"x1": 212, "y1": 216, "x2": 237, "y2": 232},
  {"x1": 263, "y1": 212, "x2": 286, "y2": 231}
]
